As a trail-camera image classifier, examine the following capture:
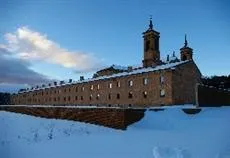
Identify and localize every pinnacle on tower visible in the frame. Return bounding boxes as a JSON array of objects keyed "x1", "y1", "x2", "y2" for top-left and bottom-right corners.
[
  {"x1": 184, "y1": 34, "x2": 188, "y2": 47},
  {"x1": 149, "y1": 15, "x2": 153, "y2": 30}
]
